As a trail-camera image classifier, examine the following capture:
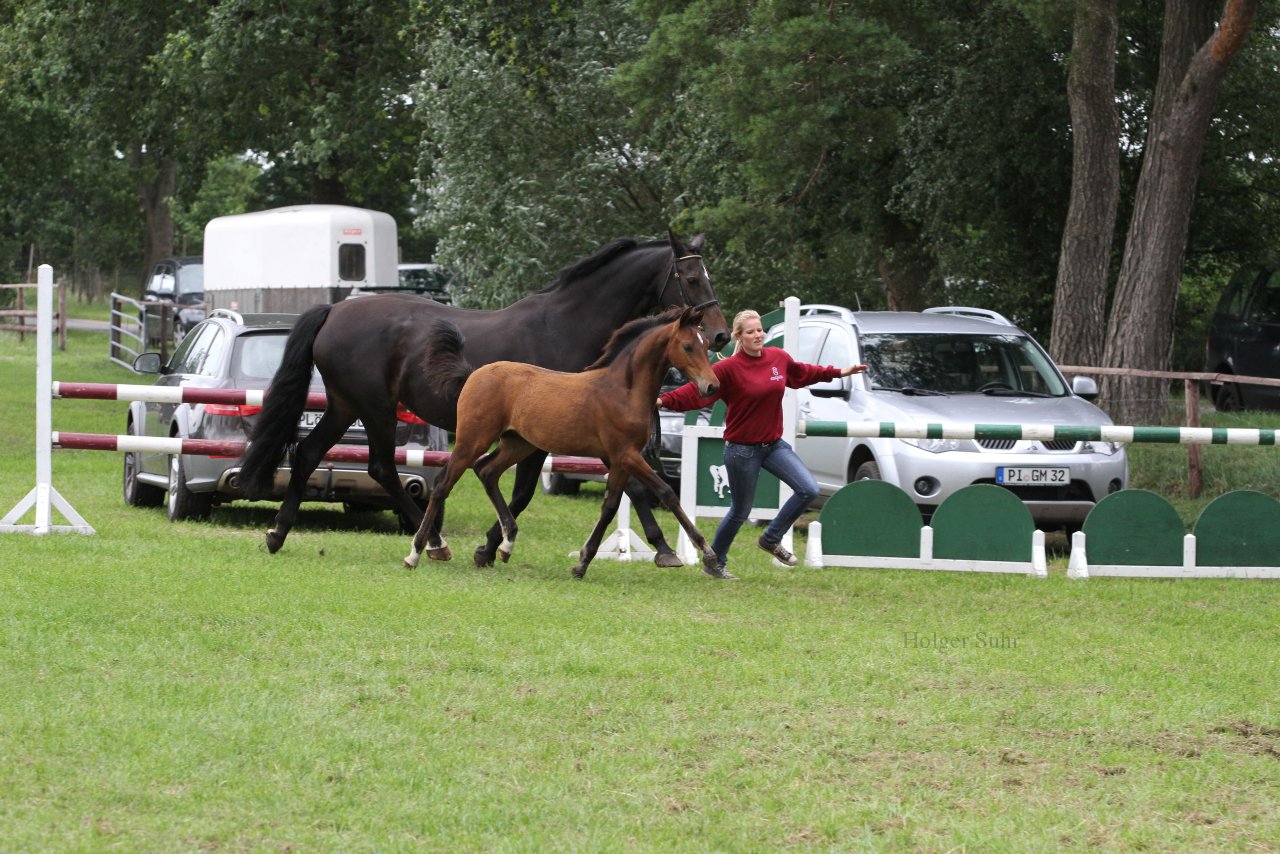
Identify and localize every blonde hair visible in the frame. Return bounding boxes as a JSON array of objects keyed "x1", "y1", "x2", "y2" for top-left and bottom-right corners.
[{"x1": 731, "y1": 309, "x2": 762, "y2": 355}]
